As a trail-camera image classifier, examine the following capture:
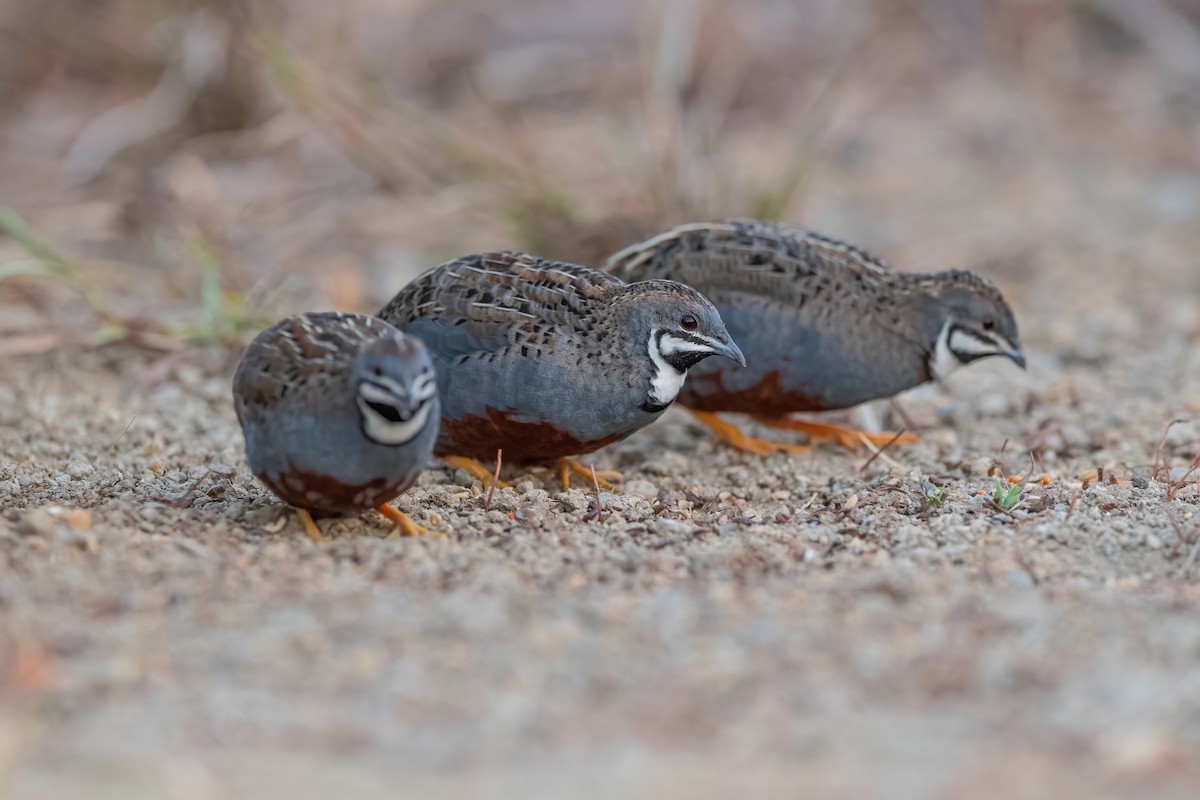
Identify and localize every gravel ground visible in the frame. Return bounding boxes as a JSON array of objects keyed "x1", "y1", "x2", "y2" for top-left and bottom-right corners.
[
  {"x1": 2, "y1": 305, "x2": 1199, "y2": 798},
  {"x1": 3, "y1": 3, "x2": 1200, "y2": 797}
]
